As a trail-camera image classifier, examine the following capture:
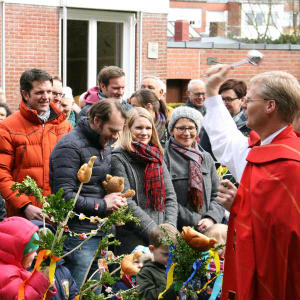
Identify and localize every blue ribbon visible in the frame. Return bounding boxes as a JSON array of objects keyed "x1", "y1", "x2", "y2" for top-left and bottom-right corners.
[
  {"x1": 166, "y1": 245, "x2": 174, "y2": 274},
  {"x1": 180, "y1": 259, "x2": 202, "y2": 298},
  {"x1": 208, "y1": 273, "x2": 223, "y2": 300}
]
